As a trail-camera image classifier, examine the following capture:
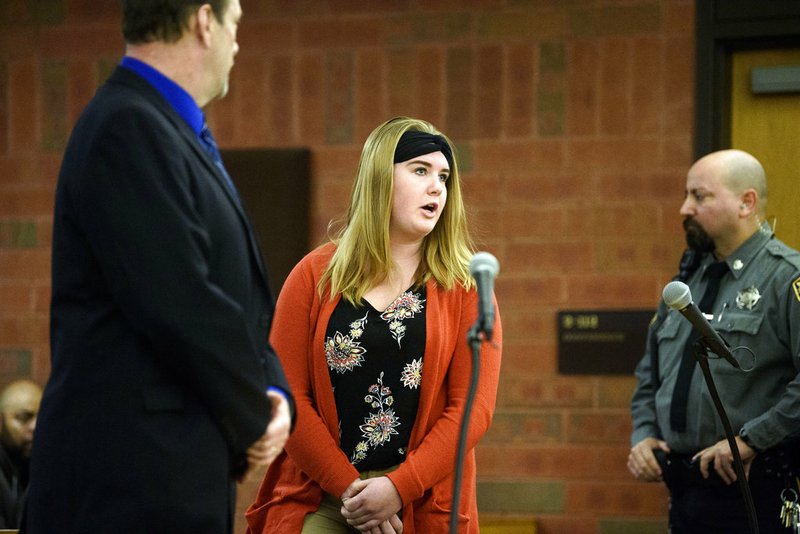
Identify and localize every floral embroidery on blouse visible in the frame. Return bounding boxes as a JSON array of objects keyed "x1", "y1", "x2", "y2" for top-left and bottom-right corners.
[
  {"x1": 326, "y1": 312, "x2": 369, "y2": 373},
  {"x1": 351, "y1": 372, "x2": 399, "y2": 464},
  {"x1": 327, "y1": 286, "x2": 425, "y2": 470},
  {"x1": 380, "y1": 291, "x2": 425, "y2": 348},
  {"x1": 400, "y1": 358, "x2": 423, "y2": 389}
]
